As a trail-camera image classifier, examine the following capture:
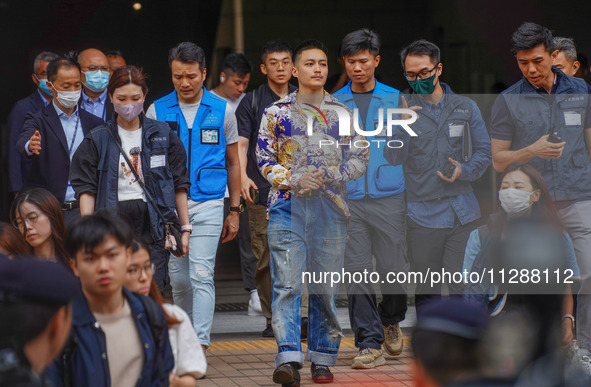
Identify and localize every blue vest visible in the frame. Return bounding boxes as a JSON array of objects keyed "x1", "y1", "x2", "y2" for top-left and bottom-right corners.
[
  {"x1": 502, "y1": 70, "x2": 591, "y2": 201},
  {"x1": 333, "y1": 80, "x2": 405, "y2": 199},
  {"x1": 154, "y1": 88, "x2": 227, "y2": 202}
]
